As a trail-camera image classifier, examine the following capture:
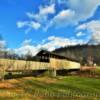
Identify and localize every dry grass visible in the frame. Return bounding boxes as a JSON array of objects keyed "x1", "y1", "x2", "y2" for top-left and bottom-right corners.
[
  {"x1": 35, "y1": 77, "x2": 57, "y2": 84},
  {"x1": 0, "y1": 76, "x2": 99, "y2": 100}
]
